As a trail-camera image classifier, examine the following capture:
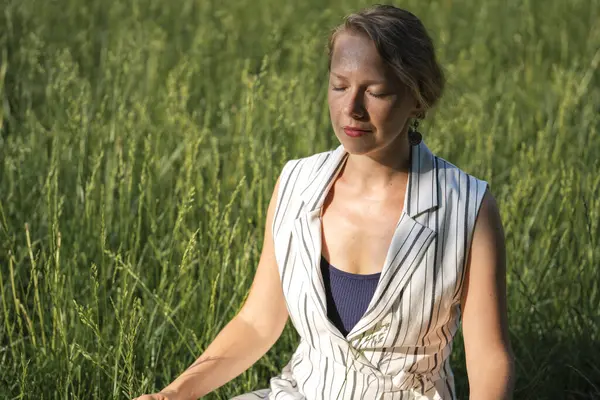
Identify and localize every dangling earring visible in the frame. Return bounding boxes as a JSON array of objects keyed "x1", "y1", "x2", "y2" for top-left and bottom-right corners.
[{"x1": 408, "y1": 117, "x2": 423, "y2": 146}]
